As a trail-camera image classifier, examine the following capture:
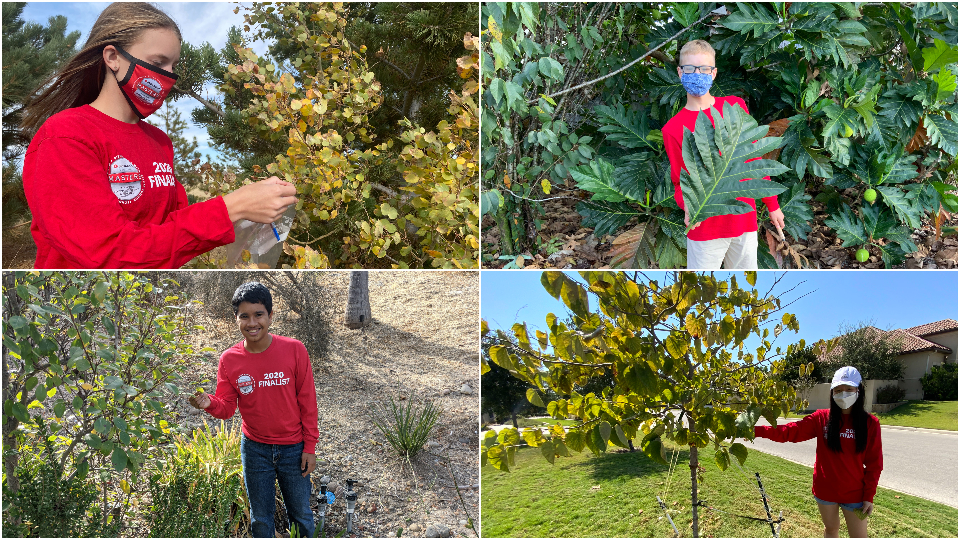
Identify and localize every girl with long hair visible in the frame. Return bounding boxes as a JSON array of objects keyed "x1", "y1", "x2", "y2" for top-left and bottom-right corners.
[
  {"x1": 753, "y1": 366, "x2": 883, "y2": 538},
  {"x1": 20, "y1": 2, "x2": 297, "y2": 268}
]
